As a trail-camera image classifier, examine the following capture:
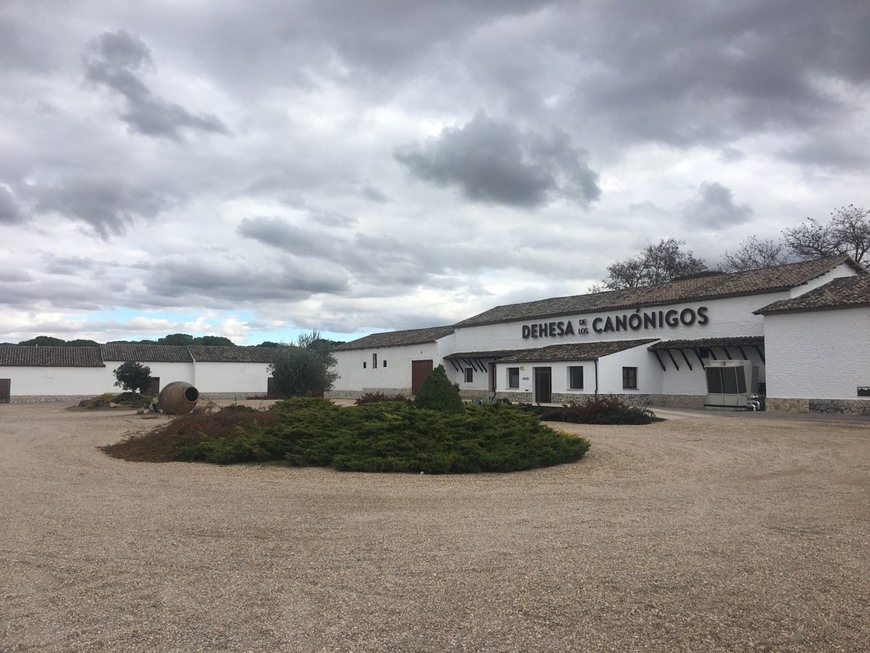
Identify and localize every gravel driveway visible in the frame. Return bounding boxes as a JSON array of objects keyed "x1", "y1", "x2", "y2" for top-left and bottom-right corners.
[{"x1": 1, "y1": 402, "x2": 868, "y2": 652}]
